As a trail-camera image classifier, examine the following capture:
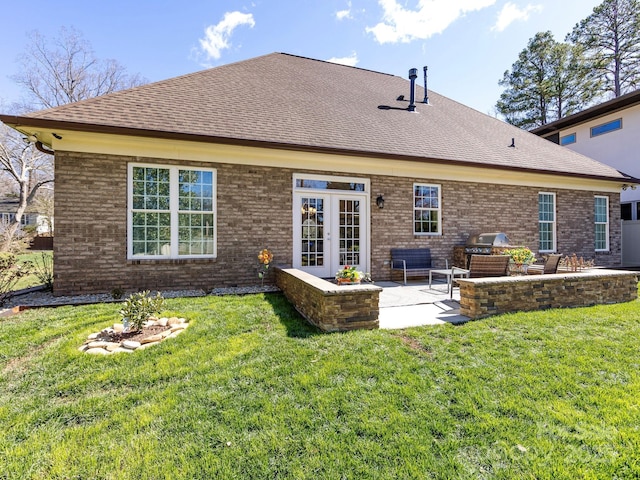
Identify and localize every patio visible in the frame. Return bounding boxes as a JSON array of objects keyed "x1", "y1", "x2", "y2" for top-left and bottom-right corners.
[{"x1": 377, "y1": 280, "x2": 469, "y2": 329}]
